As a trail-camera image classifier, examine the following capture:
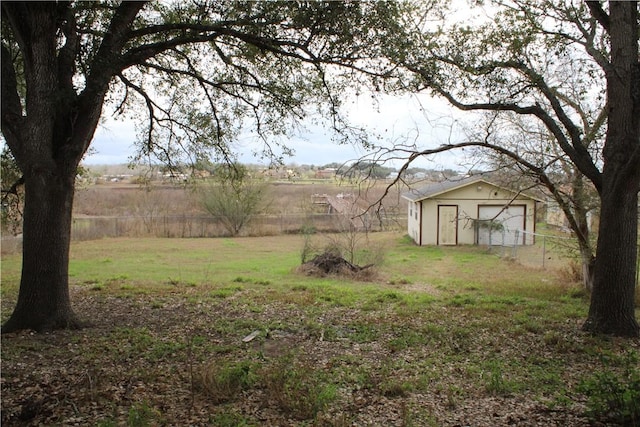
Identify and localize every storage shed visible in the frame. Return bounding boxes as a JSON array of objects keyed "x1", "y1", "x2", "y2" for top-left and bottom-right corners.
[{"x1": 402, "y1": 176, "x2": 541, "y2": 246}]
